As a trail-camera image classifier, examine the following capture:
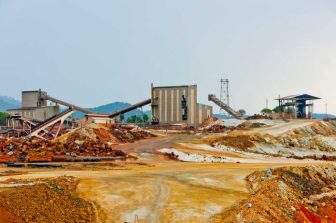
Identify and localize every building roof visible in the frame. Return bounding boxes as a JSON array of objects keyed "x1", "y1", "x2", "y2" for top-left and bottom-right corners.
[
  {"x1": 22, "y1": 90, "x2": 47, "y2": 94},
  {"x1": 275, "y1": 94, "x2": 321, "y2": 101},
  {"x1": 197, "y1": 103, "x2": 213, "y2": 108},
  {"x1": 152, "y1": 84, "x2": 197, "y2": 89},
  {"x1": 7, "y1": 107, "x2": 37, "y2": 111},
  {"x1": 85, "y1": 113, "x2": 111, "y2": 118},
  {"x1": 7, "y1": 106, "x2": 58, "y2": 111}
]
